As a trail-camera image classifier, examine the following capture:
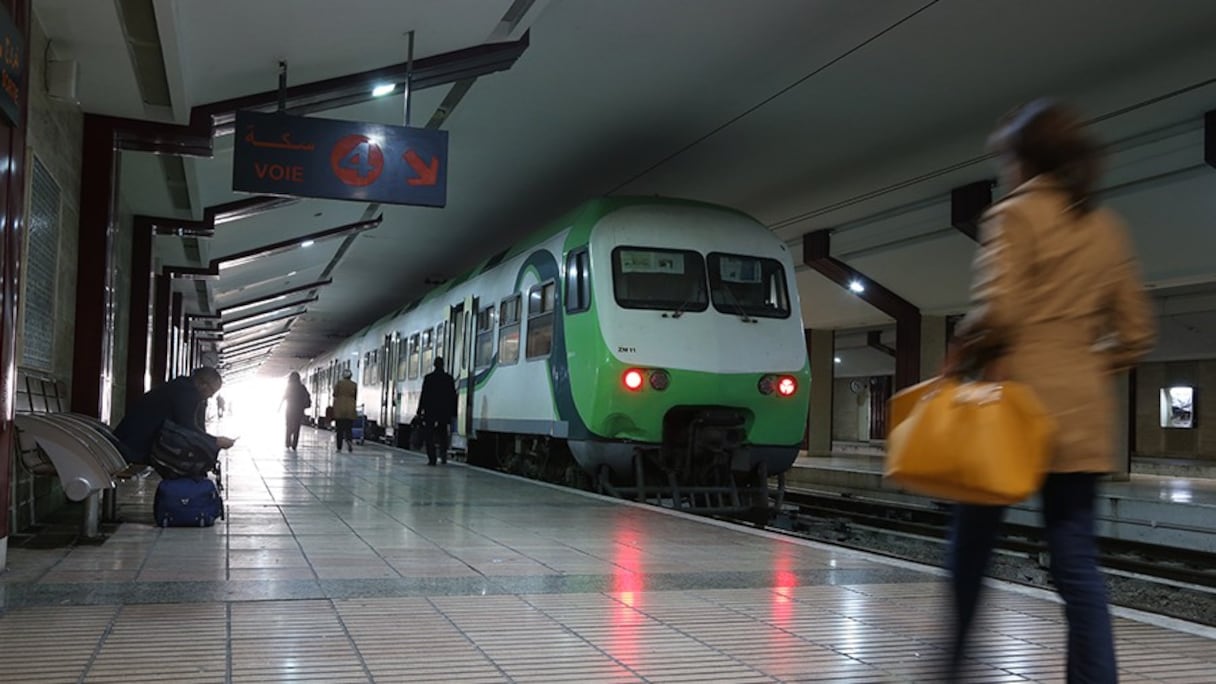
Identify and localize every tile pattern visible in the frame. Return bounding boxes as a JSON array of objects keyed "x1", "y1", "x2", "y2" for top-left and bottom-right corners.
[{"x1": 0, "y1": 427, "x2": 1212, "y2": 682}]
